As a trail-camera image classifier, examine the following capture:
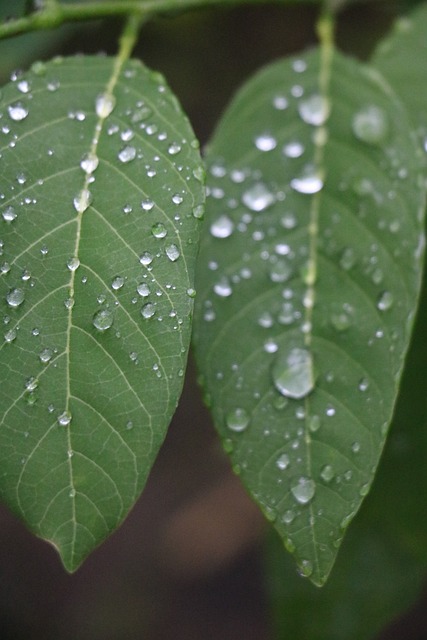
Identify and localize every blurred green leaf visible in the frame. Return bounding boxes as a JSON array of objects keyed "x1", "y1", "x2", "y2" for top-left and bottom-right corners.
[
  {"x1": 193, "y1": 47, "x2": 425, "y2": 586},
  {"x1": 0, "y1": 55, "x2": 204, "y2": 571}
]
